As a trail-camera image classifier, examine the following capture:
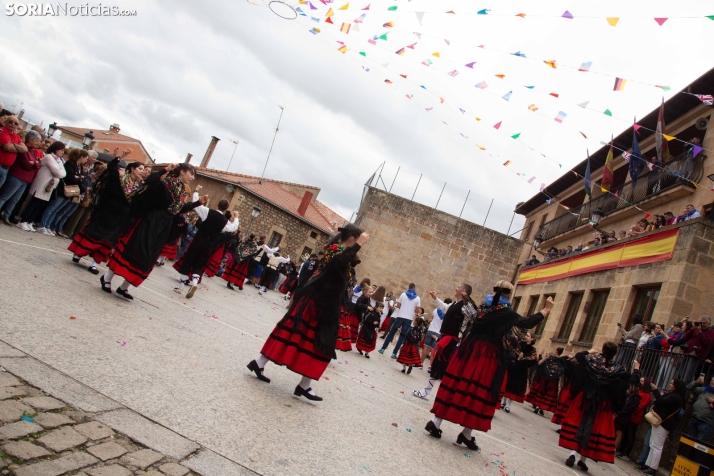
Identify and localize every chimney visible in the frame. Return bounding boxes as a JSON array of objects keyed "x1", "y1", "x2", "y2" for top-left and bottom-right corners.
[
  {"x1": 200, "y1": 136, "x2": 220, "y2": 168},
  {"x1": 297, "y1": 191, "x2": 313, "y2": 217},
  {"x1": 109, "y1": 123, "x2": 121, "y2": 133},
  {"x1": 17, "y1": 109, "x2": 25, "y2": 120},
  {"x1": 184, "y1": 153, "x2": 193, "y2": 164}
]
